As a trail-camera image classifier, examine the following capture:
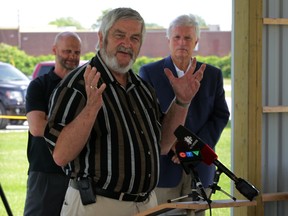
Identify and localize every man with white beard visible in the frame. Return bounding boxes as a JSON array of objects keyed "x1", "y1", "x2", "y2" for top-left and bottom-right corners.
[{"x1": 44, "y1": 7, "x2": 205, "y2": 216}]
